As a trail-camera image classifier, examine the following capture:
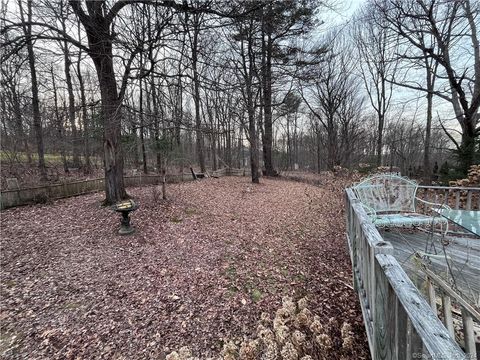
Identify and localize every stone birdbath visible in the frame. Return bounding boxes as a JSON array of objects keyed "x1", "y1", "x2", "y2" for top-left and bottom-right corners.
[{"x1": 112, "y1": 199, "x2": 138, "y2": 235}]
